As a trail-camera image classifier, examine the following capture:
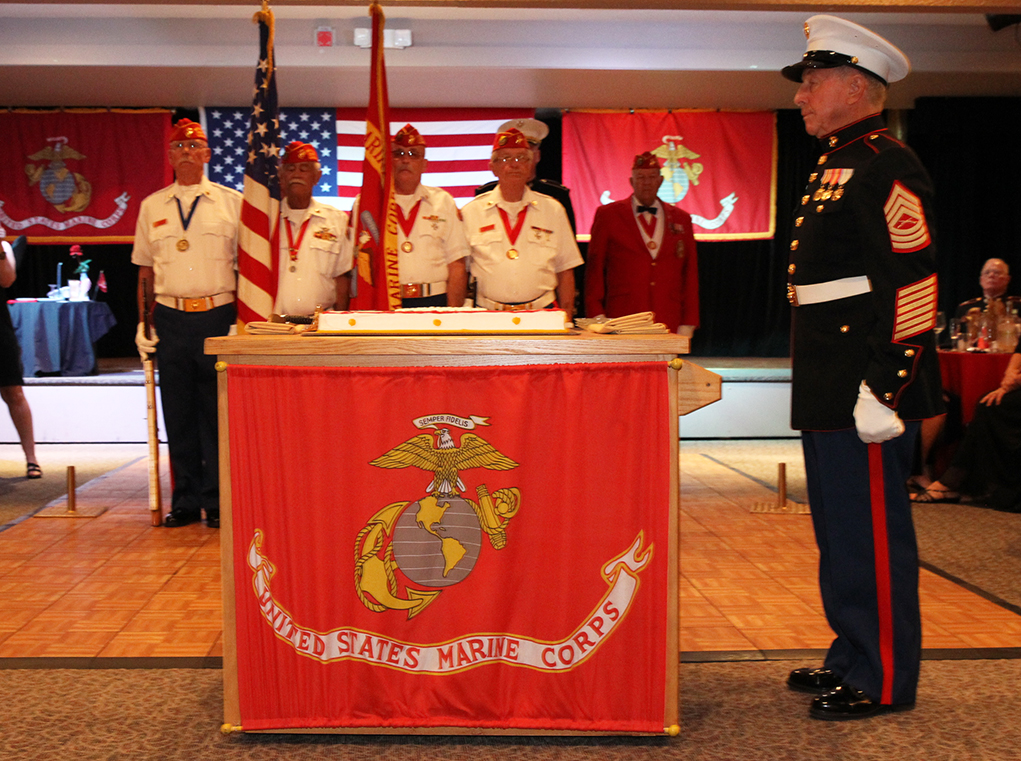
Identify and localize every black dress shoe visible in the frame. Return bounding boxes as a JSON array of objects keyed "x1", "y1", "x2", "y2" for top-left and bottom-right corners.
[
  {"x1": 810, "y1": 683, "x2": 914, "y2": 721},
  {"x1": 787, "y1": 667, "x2": 843, "y2": 694},
  {"x1": 205, "y1": 515, "x2": 220, "y2": 529},
  {"x1": 163, "y1": 511, "x2": 199, "y2": 528}
]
